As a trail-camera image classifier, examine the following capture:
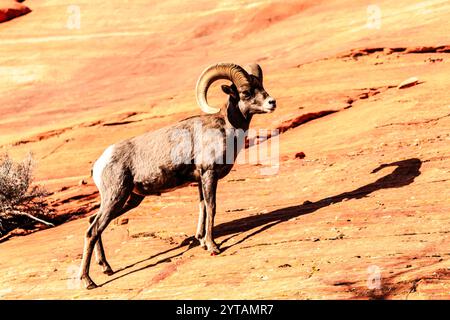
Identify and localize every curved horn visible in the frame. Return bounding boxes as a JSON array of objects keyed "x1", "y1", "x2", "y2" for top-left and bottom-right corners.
[
  {"x1": 196, "y1": 63, "x2": 251, "y2": 114},
  {"x1": 245, "y1": 63, "x2": 263, "y2": 83}
]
